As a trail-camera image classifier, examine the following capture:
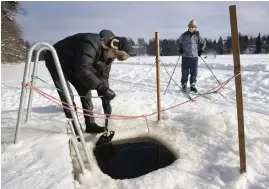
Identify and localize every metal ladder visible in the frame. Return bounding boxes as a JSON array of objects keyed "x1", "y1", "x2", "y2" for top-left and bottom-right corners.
[{"x1": 13, "y1": 42, "x2": 93, "y2": 172}]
